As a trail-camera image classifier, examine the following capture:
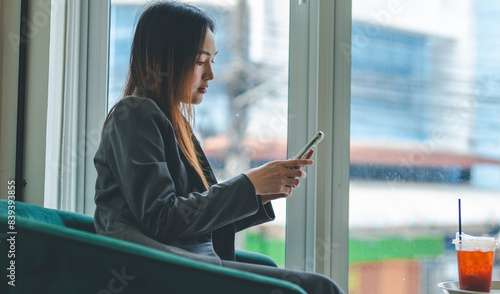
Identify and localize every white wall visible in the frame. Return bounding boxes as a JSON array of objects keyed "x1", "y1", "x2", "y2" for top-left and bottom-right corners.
[{"x1": 0, "y1": 0, "x2": 51, "y2": 206}]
